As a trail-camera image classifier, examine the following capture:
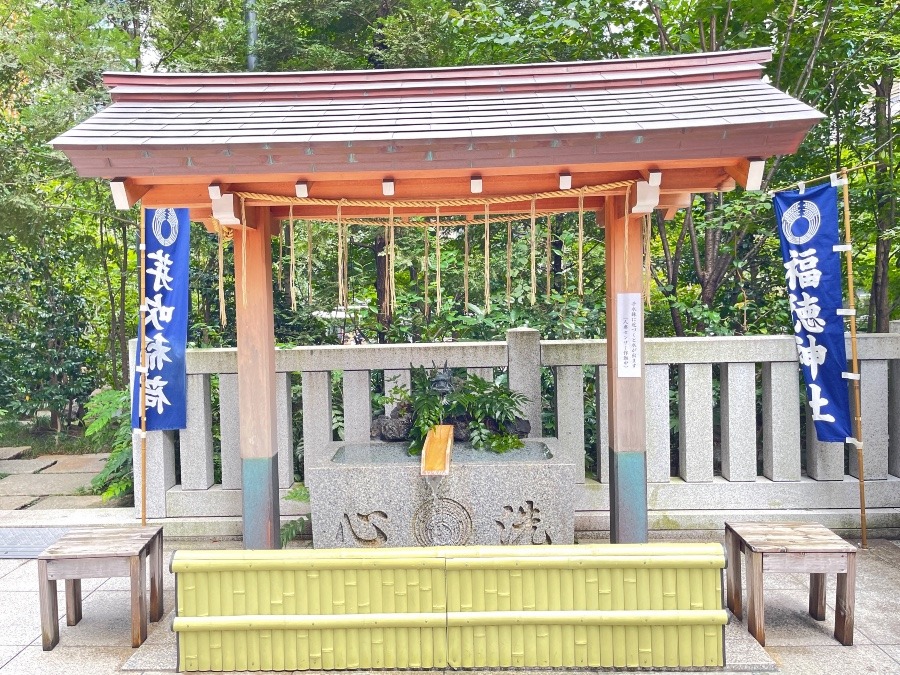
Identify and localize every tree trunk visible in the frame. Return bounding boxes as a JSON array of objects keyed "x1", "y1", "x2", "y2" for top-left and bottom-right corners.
[
  {"x1": 374, "y1": 234, "x2": 390, "y2": 342},
  {"x1": 869, "y1": 63, "x2": 894, "y2": 333}
]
